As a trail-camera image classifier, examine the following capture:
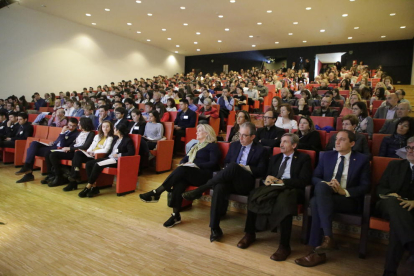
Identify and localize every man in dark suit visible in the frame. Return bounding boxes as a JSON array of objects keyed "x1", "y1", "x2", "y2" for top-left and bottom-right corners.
[
  {"x1": 15, "y1": 118, "x2": 79, "y2": 183},
  {"x1": 183, "y1": 122, "x2": 269, "y2": 242},
  {"x1": 2, "y1": 111, "x2": 19, "y2": 141},
  {"x1": 379, "y1": 102, "x2": 411, "y2": 134},
  {"x1": 124, "y1": 98, "x2": 136, "y2": 120},
  {"x1": 295, "y1": 130, "x2": 370, "y2": 267},
  {"x1": 34, "y1": 92, "x2": 47, "y2": 111},
  {"x1": 174, "y1": 99, "x2": 196, "y2": 153},
  {"x1": 254, "y1": 110, "x2": 285, "y2": 148},
  {"x1": 375, "y1": 137, "x2": 414, "y2": 276},
  {"x1": 237, "y1": 133, "x2": 312, "y2": 261},
  {"x1": 311, "y1": 96, "x2": 339, "y2": 119},
  {"x1": 374, "y1": 93, "x2": 399, "y2": 119},
  {"x1": 281, "y1": 63, "x2": 287, "y2": 73},
  {"x1": 0, "y1": 112, "x2": 33, "y2": 148},
  {"x1": 112, "y1": 107, "x2": 129, "y2": 129},
  {"x1": 0, "y1": 110, "x2": 8, "y2": 139}
]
